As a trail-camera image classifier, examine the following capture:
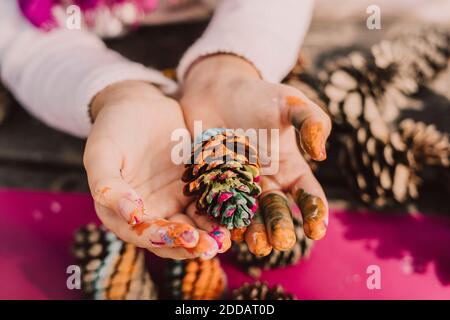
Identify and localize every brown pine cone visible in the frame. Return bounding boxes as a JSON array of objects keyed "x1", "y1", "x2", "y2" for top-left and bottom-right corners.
[
  {"x1": 233, "y1": 214, "x2": 313, "y2": 278},
  {"x1": 399, "y1": 119, "x2": 449, "y2": 168},
  {"x1": 284, "y1": 27, "x2": 450, "y2": 209},
  {"x1": 165, "y1": 257, "x2": 227, "y2": 300},
  {"x1": 232, "y1": 282, "x2": 295, "y2": 300},
  {"x1": 72, "y1": 223, "x2": 157, "y2": 300}
]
